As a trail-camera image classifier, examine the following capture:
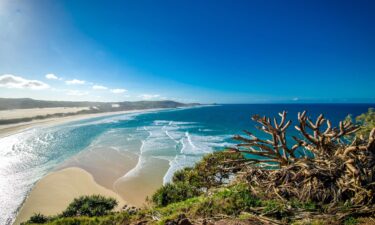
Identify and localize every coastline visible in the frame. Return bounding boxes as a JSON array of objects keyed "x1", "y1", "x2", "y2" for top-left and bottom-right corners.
[
  {"x1": 7, "y1": 108, "x2": 175, "y2": 224},
  {"x1": 14, "y1": 149, "x2": 170, "y2": 224},
  {"x1": 0, "y1": 108, "x2": 167, "y2": 138},
  {"x1": 14, "y1": 167, "x2": 126, "y2": 225}
]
